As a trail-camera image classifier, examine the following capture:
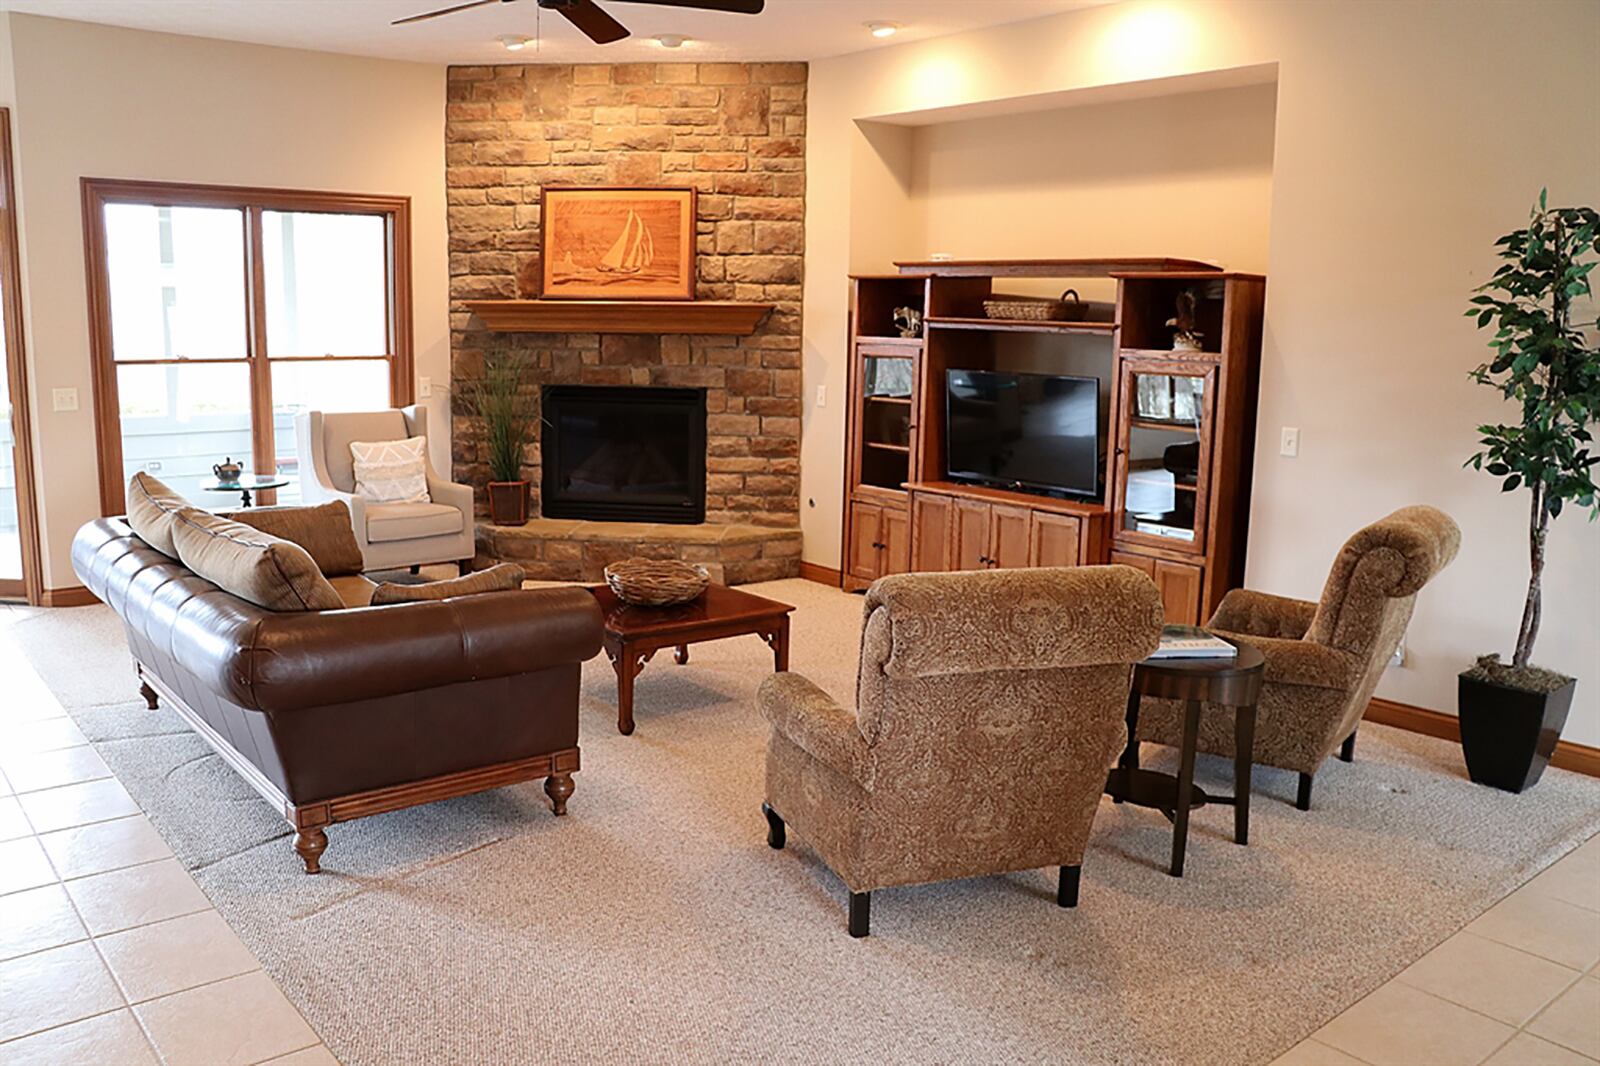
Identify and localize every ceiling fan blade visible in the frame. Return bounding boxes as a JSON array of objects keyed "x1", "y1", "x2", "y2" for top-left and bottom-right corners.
[
  {"x1": 392, "y1": 0, "x2": 500, "y2": 25},
  {"x1": 608, "y1": 0, "x2": 764, "y2": 11},
  {"x1": 556, "y1": 0, "x2": 631, "y2": 44}
]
